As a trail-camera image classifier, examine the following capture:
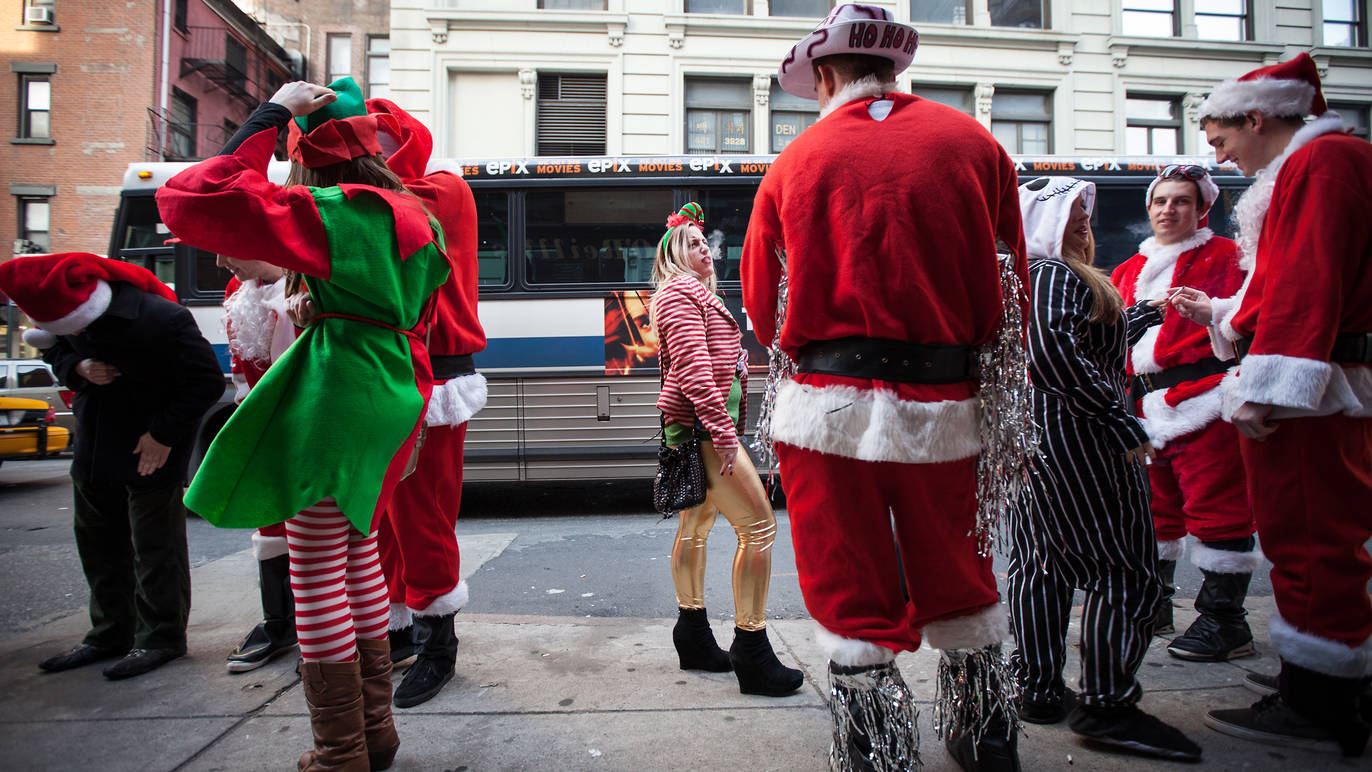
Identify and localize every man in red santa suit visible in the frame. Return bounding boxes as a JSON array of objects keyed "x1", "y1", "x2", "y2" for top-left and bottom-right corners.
[
  {"x1": 219, "y1": 256, "x2": 301, "y2": 673},
  {"x1": 1108, "y1": 166, "x2": 1260, "y2": 662},
  {"x1": 742, "y1": 6, "x2": 1030, "y2": 770},
  {"x1": 1168, "y1": 53, "x2": 1372, "y2": 757},
  {"x1": 359, "y1": 98, "x2": 487, "y2": 709}
]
